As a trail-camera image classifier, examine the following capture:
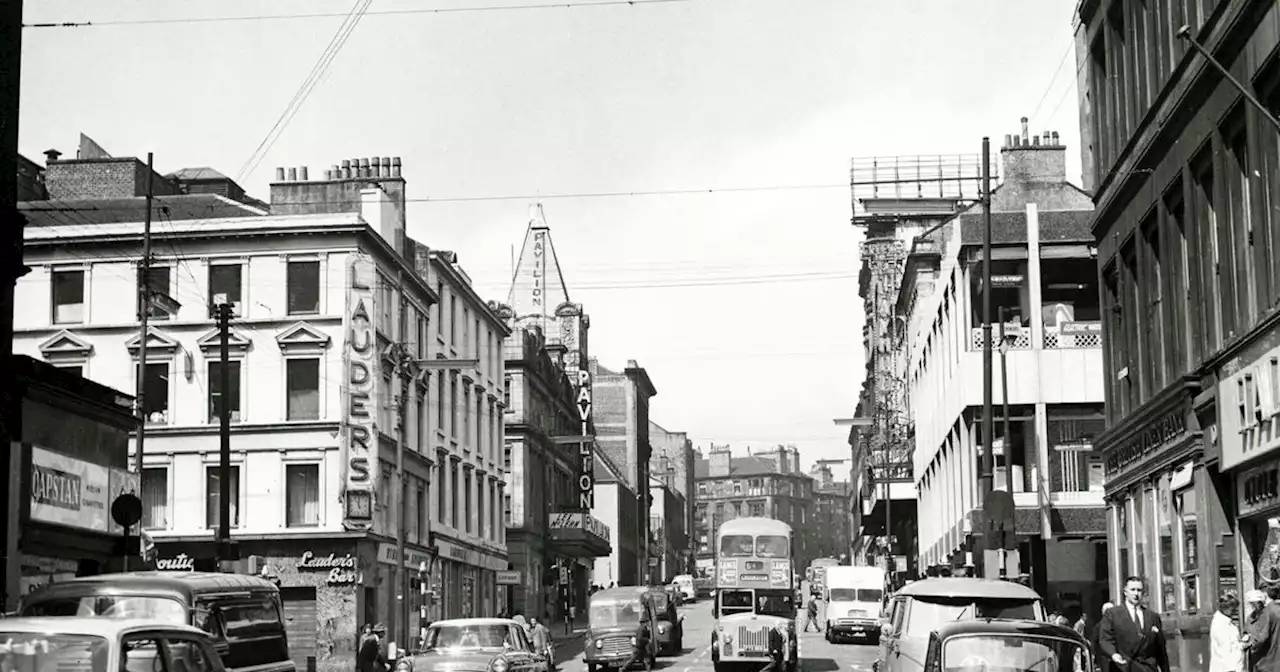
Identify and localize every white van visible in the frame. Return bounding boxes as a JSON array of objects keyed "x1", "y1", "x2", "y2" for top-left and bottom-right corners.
[
  {"x1": 823, "y1": 565, "x2": 886, "y2": 643},
  {"x1": 671, "y1": 574, "x2": 696, "y2": 601}
]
